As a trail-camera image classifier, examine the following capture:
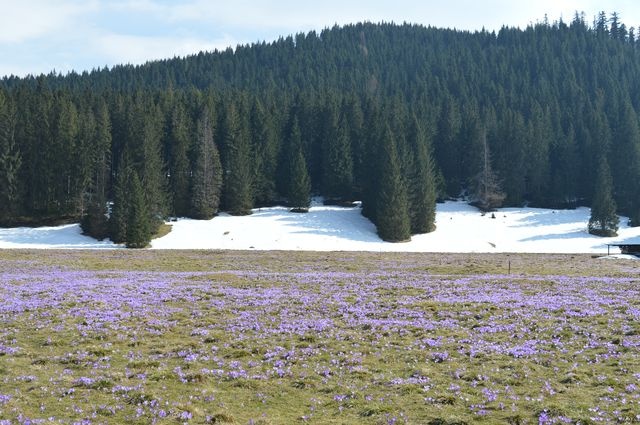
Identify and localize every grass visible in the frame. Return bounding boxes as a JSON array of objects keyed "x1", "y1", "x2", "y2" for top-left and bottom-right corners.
[
  {"x1": 153, "y1": 223, "x2": 173, "y2": 240},
  {"x1": 0, "y1": 250, "x2": 639, "y2": 424}
]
